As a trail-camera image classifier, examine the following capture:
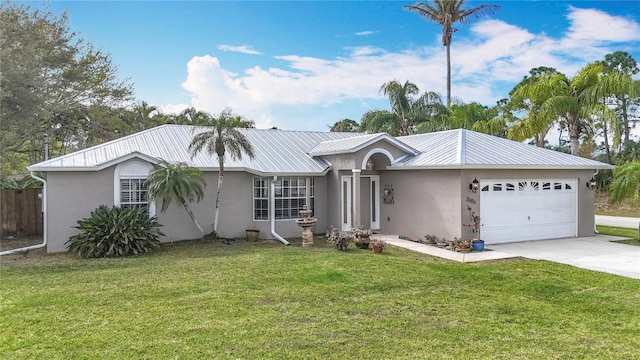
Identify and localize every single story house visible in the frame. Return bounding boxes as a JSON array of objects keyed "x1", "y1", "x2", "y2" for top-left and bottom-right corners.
[{"x1": 27, "y1": 125, "x2": 613, "y2": 253}]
